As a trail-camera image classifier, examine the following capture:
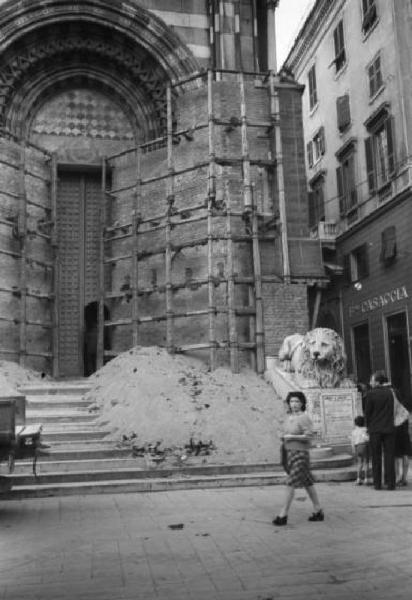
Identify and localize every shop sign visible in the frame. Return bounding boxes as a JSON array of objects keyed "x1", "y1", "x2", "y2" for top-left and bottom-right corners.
[{"x1": 349, "y1": 286, "x2": 408, "y2": 317}]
